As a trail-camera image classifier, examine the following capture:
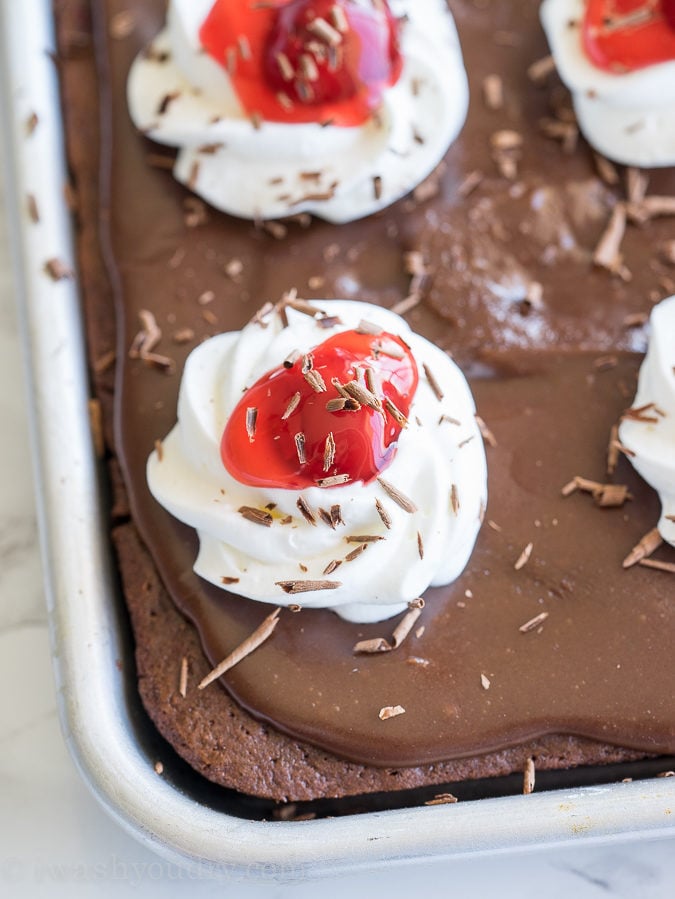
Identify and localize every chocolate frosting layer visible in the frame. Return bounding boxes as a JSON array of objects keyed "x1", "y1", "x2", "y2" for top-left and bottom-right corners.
[{"x1": 101, "y1": 0, "x2": 675, "y2": 766}]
